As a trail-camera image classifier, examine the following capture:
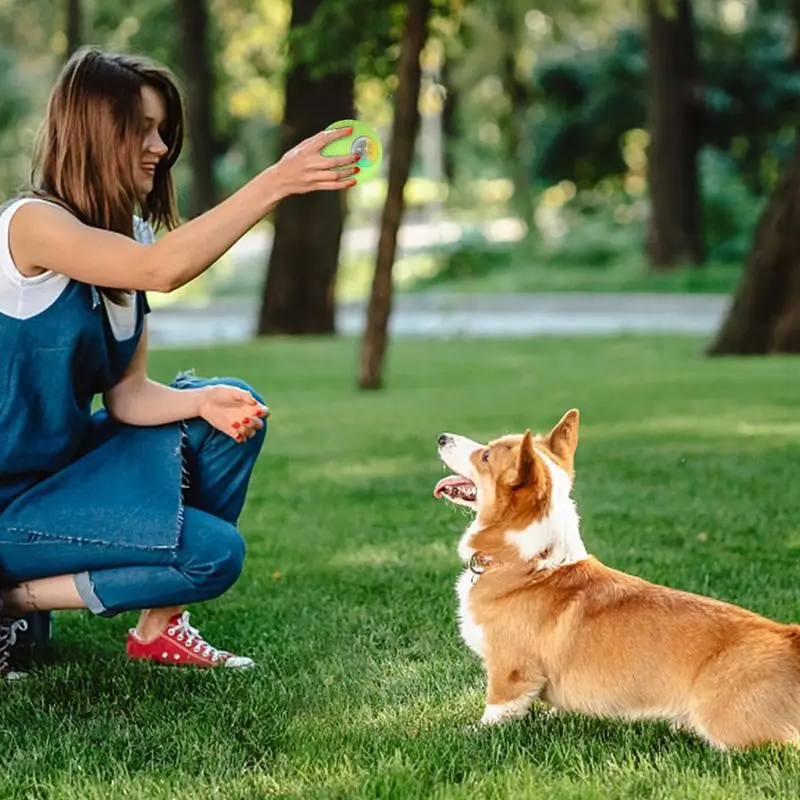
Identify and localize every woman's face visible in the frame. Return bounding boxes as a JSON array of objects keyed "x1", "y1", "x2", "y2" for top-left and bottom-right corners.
[{"x1": 135, "y1": 84, "x2": 168, "y2": 202}]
